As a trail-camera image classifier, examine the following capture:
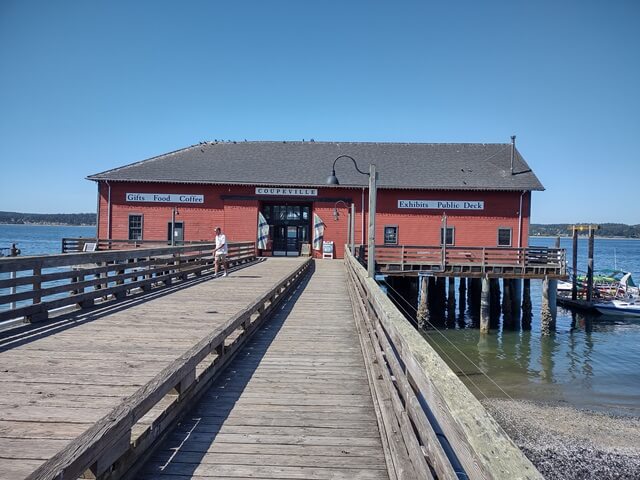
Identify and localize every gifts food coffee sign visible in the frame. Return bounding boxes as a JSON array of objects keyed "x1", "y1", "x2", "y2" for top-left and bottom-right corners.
[
  {"x1": 126, "y1": 193, "x2": 204, "y2": 203},
  {"x1": 398, "y1": 200, "x2": 484, "y2": 210}
]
